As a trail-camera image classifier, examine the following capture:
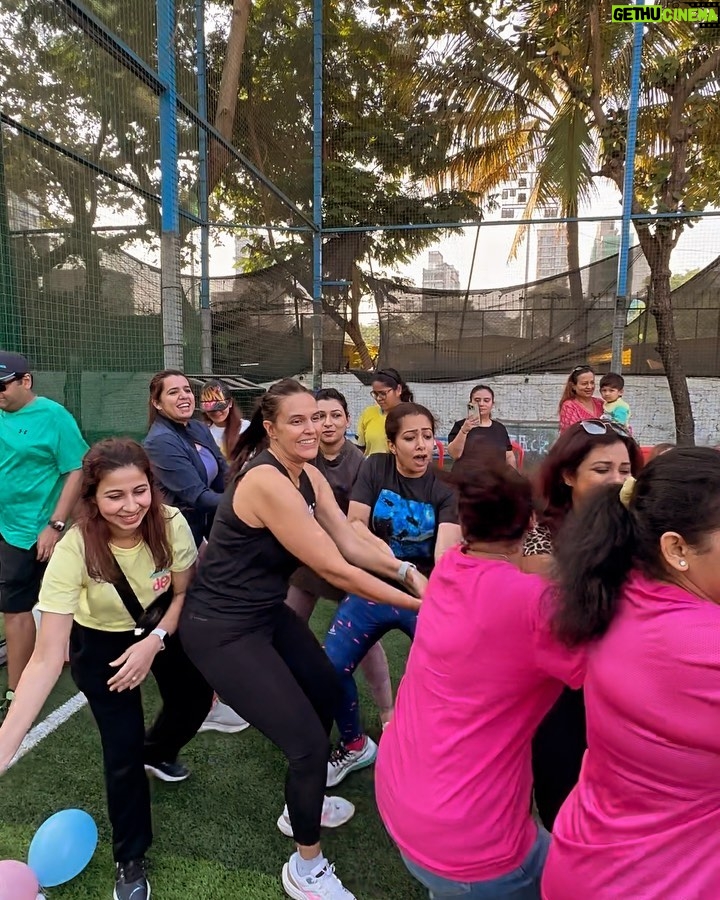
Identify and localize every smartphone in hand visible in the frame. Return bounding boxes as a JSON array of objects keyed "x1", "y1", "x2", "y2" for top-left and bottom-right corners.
[{"x1": 467, "y1": 401, "x2": 480, "y2": 419}]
